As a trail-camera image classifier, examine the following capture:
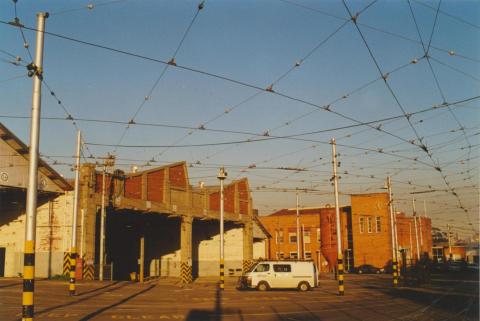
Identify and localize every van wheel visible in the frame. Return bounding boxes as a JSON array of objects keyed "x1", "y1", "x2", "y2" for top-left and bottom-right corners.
[
  {"x1": 257, "y1": 281, "x2": 269, "y2": 291},
  {"x1": 298, "y1": 281, "x2": 310, "y2": 292}
]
